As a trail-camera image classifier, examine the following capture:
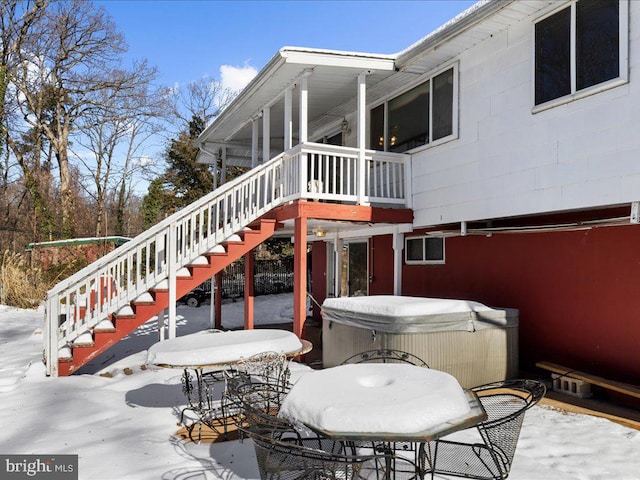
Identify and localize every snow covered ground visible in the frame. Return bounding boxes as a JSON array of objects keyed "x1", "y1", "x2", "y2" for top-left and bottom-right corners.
[{"x1": 0, "y1": 294, "x2": 638, "y2": 480}]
